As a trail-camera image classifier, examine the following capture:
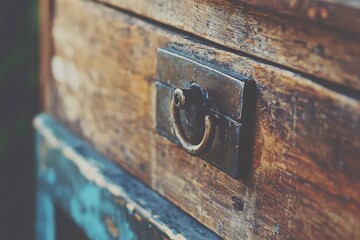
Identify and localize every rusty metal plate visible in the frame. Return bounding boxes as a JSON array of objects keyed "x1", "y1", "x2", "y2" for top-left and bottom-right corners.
[{"x1": 156, "y1": 49, "x2": 255, "y2": 179}]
